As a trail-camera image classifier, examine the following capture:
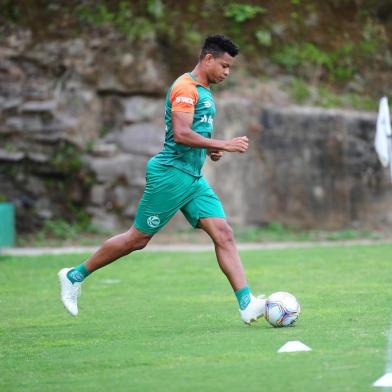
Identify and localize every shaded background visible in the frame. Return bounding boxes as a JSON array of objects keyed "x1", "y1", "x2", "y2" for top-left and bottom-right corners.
[{"x1": 0, "y1": 0, "x2": 391, "y2": 241}]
